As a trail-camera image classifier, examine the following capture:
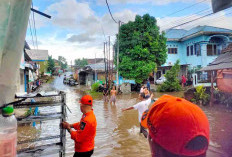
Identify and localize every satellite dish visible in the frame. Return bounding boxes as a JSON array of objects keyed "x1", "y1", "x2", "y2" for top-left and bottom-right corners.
[{"x1": 211, "y1": 0, "x2": 232, "y2": 13}]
